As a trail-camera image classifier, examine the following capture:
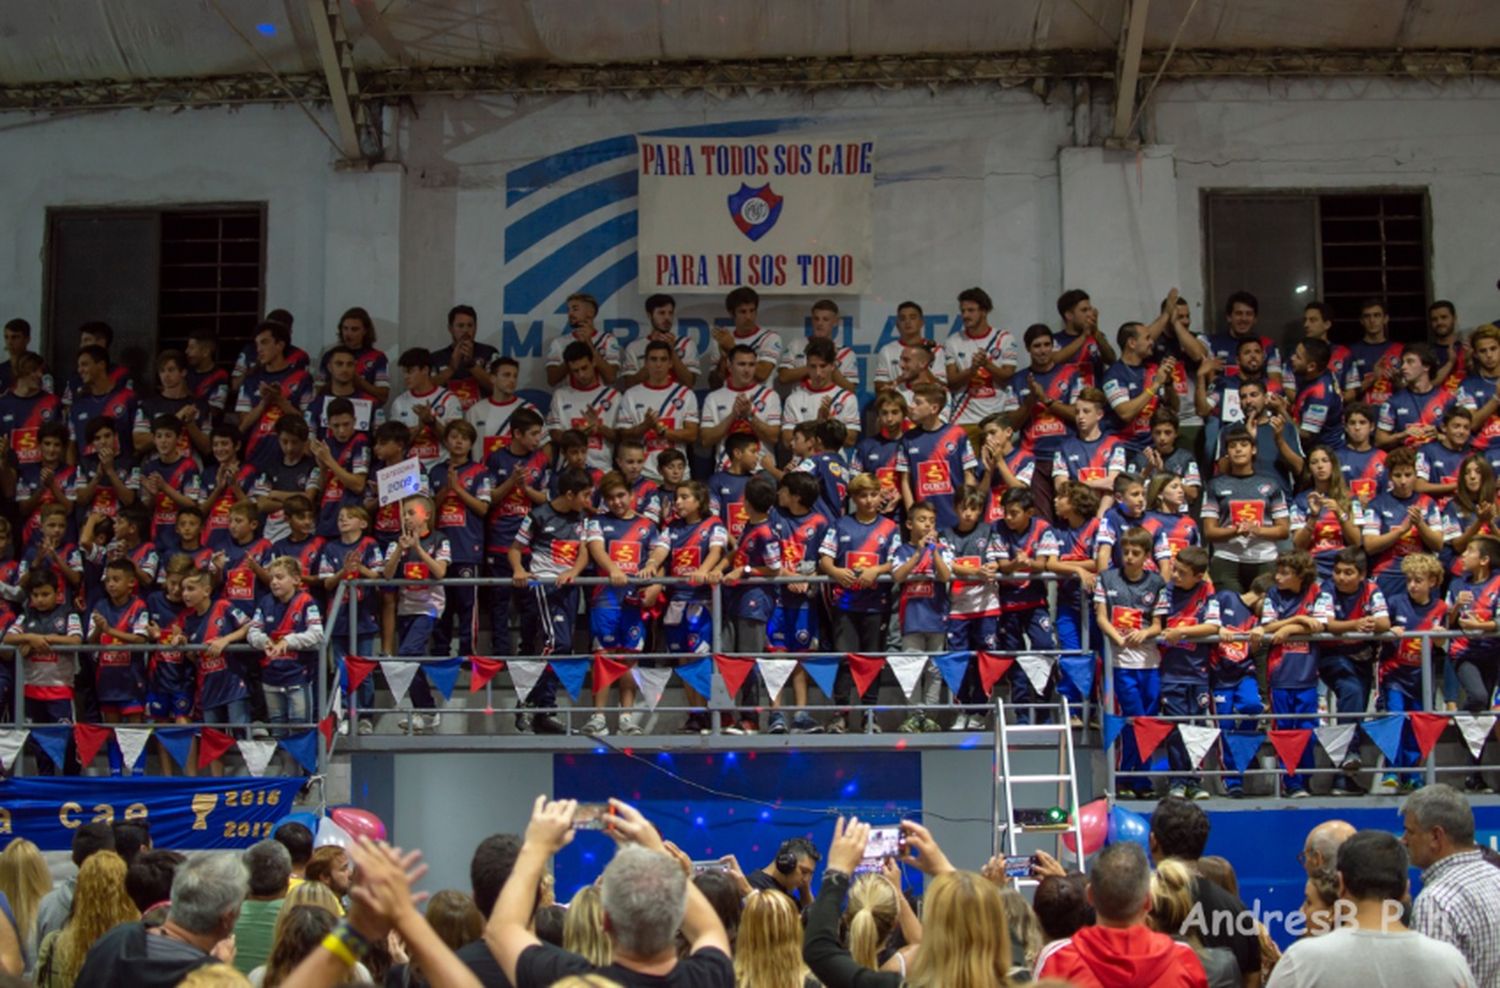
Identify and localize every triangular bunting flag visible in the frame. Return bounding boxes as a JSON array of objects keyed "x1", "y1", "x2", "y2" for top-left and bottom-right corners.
[
  {"x1": 238, "y1": 740, "x2": 279, "y2": 777},
  {"x1": 1016, "y1": 653, "x2": 1054, "y2": 694},
  {"x1": 676, "y1": 656, "x2": 715, "y2": 697},
  {"x1": 1409, "y1": 713, "x2": 1450, "y2": 762},
  {"x1": 344, "y1": 655, "x2": 379, "y2": 693},
  {"x1": 976, "y1": 651, "x2": 1014, "y2": 694},
  {"x1": 1454, "y1": 714, "x2": 1494, "y2": 760},
  {"x1": 30, "y1": 727, "x2": 69, "y2": 770},
  {"x1": 1102, "y1": 714, "x2": 1129, "y2": 751},
  {"x1": 756, "y1": 658, "x2": 798, "y2": 703},
  {"x1": 886, "y1": 653, "x2": 928, "y2": 702},
  {"x1": 1178, "y1": 724, "x2": 1221, "y2": 770},
  {"x1": 1315, "y1": 723, "x2": 1358, "y2": 767},
  {"x1": 713, "y1": 655, "x2": 756, "y2": 698},
  {"x1": 1132, "y1": 718, "x2": 1176, "y2": 763},
  {"x1": 508, "y1": 660, "x2": 547, "y2": 703},
  {"x1": 0, "y1": 729, "x2": 29, "y2": 771},
  {"x1": 73, "y1": 723, "x2": 113, "y2": 767},
  {"x1": 632, "y1": 666, "x2": 673, "y2": 711},
  {"x1": 155, "y1": 727, "x2": 197, "y2": 771},
  {"x1": 846, "y1": 653, "x2": 886, "y2": 698},
  {"x1": 280, "y1": 730, "x2": 321, "y2": 775},
  {"x1": 425, "y1": 657, "x2": 464, "y2": 701},
  {"x1": 114, "y1": 727, "x2": 152, "y2": 772},
  {"x1": 319, "y1": 714, "x2": 336, "y2": 750},
  {"x1": 1269, "y1": 728, "x2": 1313, "y2": 774},
  {"x1": 800, "y1": 655, "x2": 840, "y2": 700},
  {"x1": 1362, "y1": 714, "x2": 1405, "y2": 764},
  {"x1": 382, "y1": 661, "x2": 421, "y2": 706},
  {"x1": 549, "y1": 658, "x2": 590, "y2": 701},
  {"x1": 933, "y1": 651, "x2": 973, "y2": 697},
  {"x1": 1223, "y1": 732, "x2": 1266, "y2": 773},
  {"x1": 470, "y1": 656, "x2": 506, "y2": 692},
  {"x1": 593, "y1": 653, "x2": 631, "y2": 693},
  {"x1": 1058, "y1": 655, "x2": 1095, "y2": 701},
  {"x1": 198, "y1": 728, "x2": 237, "y2": 770}
]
